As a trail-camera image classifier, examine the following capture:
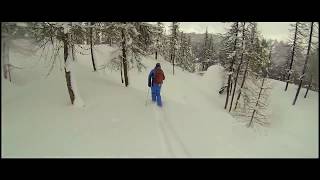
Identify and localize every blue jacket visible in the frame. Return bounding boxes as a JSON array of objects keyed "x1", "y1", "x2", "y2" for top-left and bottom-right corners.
[{"x1": 148, "y1": 69, "x2": 155, "y2": 87}]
